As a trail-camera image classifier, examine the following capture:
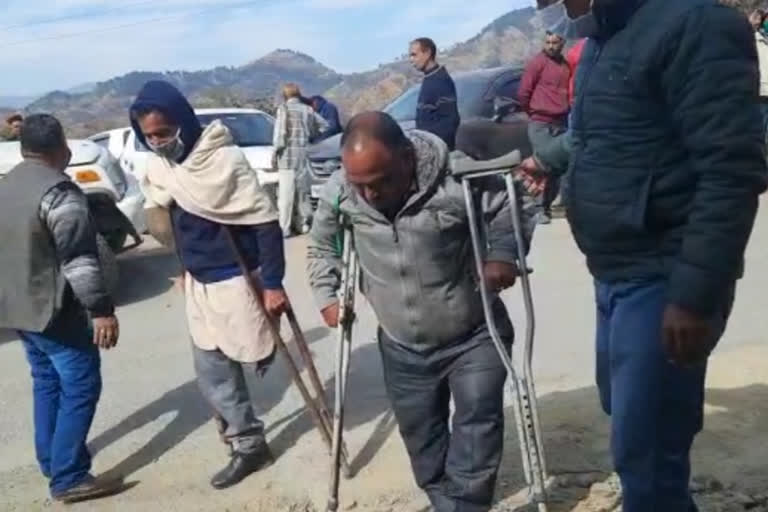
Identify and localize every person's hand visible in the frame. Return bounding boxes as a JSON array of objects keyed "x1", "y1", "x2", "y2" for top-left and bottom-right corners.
[
  {"x1": 662, "y1": 304, "x2": 714, "y2": 366},
  {"x1": 321, "y1": 302, "x2": 340, "y2": 328},
  {"x1": 92, "y1": 315, "x2": 119, "y2": 349},
  {"x1": 518, "y1": 157, "x2": 547, "y2": 197},
  {"x1": 263, "y1": 288, "x2": 290, "y2": 318},
  {"x1": 483, "y1": 261, "x2": 519, "y2": 293},
  {"x1": 520, "y1": 156, "x2": 542, "y2": 176}
]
